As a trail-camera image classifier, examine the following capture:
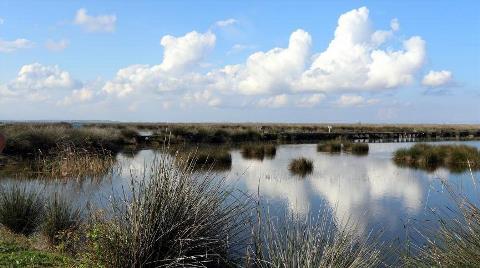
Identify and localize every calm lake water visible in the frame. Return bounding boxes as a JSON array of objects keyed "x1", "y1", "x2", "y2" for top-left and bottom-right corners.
[{"x1": 1, "y1": 141, "x2": 479, "y2": 245}]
